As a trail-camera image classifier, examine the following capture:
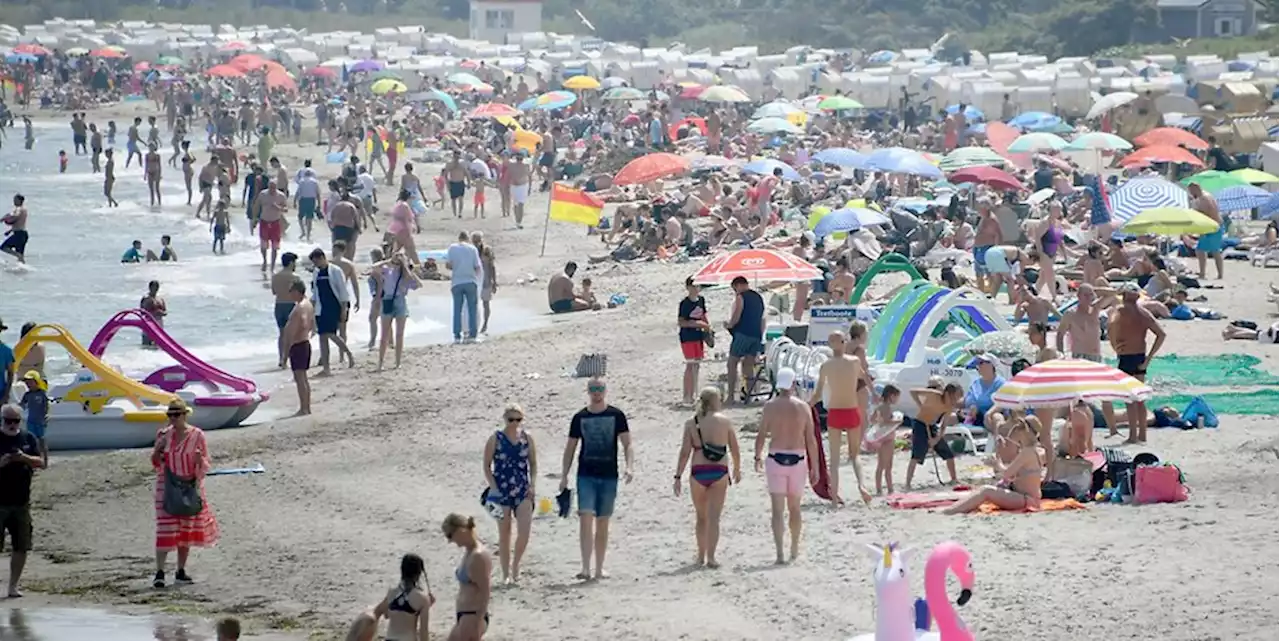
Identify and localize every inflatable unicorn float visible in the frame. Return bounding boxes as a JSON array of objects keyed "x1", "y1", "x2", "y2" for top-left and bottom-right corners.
[{"x1": 848, "y1": 541, "x2": 976, "y2": 641}]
